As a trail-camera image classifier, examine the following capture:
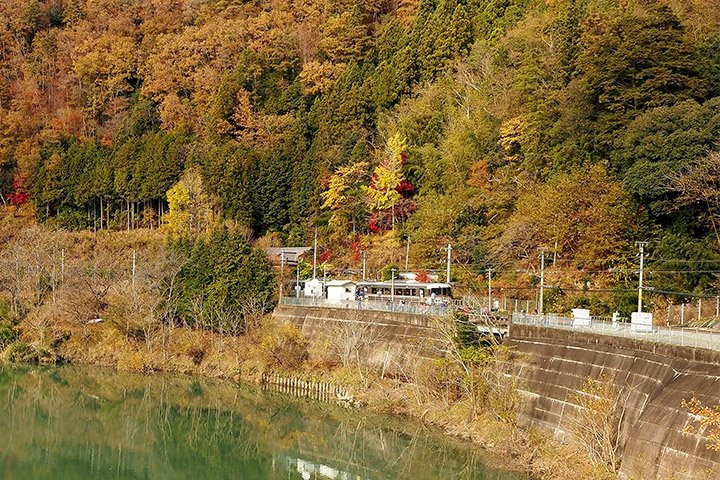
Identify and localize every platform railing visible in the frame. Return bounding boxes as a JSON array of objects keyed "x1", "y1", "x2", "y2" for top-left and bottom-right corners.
[
  {"x1": 511, "y1": 312, "x2": 720, "y2": 351},
  {"x1": 279, "y1": 296, "x2": 453, "y2": 316}
]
